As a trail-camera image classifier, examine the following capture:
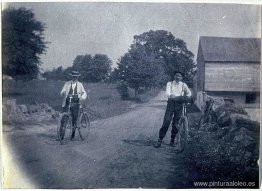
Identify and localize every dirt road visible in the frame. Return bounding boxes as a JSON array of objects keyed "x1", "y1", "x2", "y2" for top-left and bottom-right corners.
[{"x1": 3, "y1": 91, "x2": 200, "y2": 188}]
